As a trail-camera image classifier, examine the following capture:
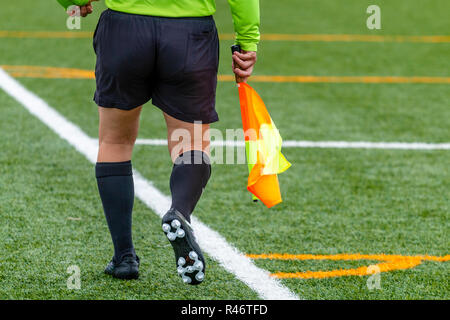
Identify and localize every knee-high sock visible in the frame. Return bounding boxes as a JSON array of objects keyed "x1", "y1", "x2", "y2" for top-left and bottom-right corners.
[
  {"x1": 95, "y1": 161, "x2": 135, "y2": 261},
  {"x1": 170, "y1": 150, "x2": 211, "y2": 223}
]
